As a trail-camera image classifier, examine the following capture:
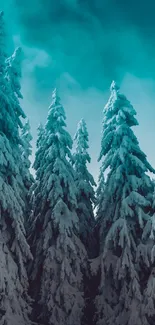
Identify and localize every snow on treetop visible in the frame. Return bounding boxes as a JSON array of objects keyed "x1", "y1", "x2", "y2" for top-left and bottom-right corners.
[
  {"x1": 77, "y1": 118, "x2": 88, "y2": 137},
  {"x1": 46, "y1": 88, "x2": 68, "y2": 133},
  {"x1": 14, "y1": 46, "x2": 22, "y2": 56},
  {"x1": 110, "y1": 80, "x2": 120, "y2": 92},
  {"x1": 74, "y1": 118, "x2": 89, "y2": 152},
  {"x1": 79, "y1": 117, "x2": 86, "y2": 126},
  {"x1": 6, "y1": 46, "x2": 23, "y2": 70},
  {"x1": 12, "y1": 47, "x2": 23, "y2": 74},
  {"x1": 75, "y1": 118, "x2": 87, "y2": 135},
  {"x1": 104, "y1": 81, "x2": 138, "y2": 129},
  {"x1": 52, "y1": 87, "x2": 57, "y2": 98},
  {"x1": 51, "y1": 87, "x2": 61, "y2": 104},
  {"x1": 6, "y1": 46, "x2": 24, "y2": 101}
]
